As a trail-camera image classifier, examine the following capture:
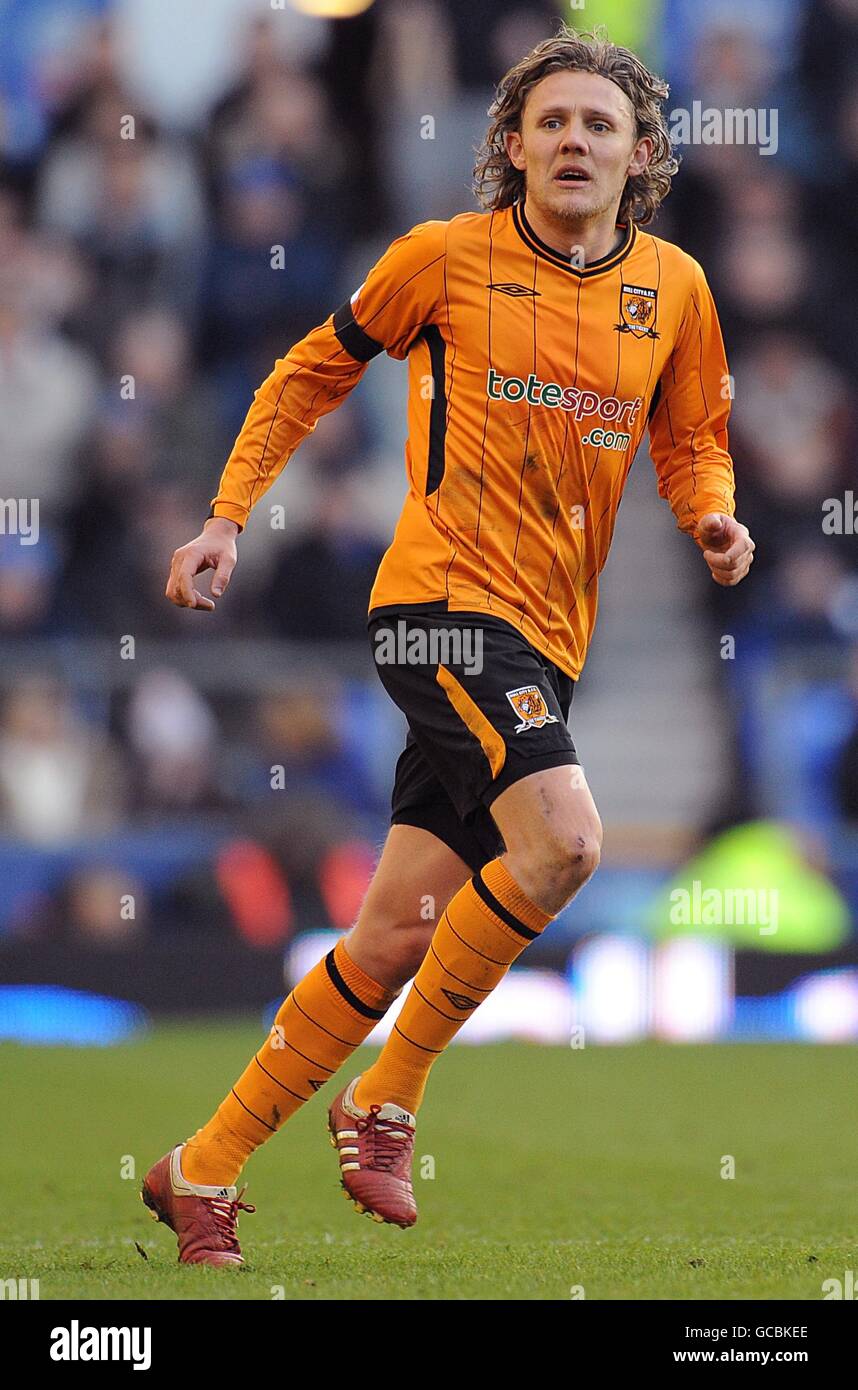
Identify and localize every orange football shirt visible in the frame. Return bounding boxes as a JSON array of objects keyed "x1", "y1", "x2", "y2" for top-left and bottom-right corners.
[{"x1": 209, "y1": 203, "x2": 735, "y2": 679}]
